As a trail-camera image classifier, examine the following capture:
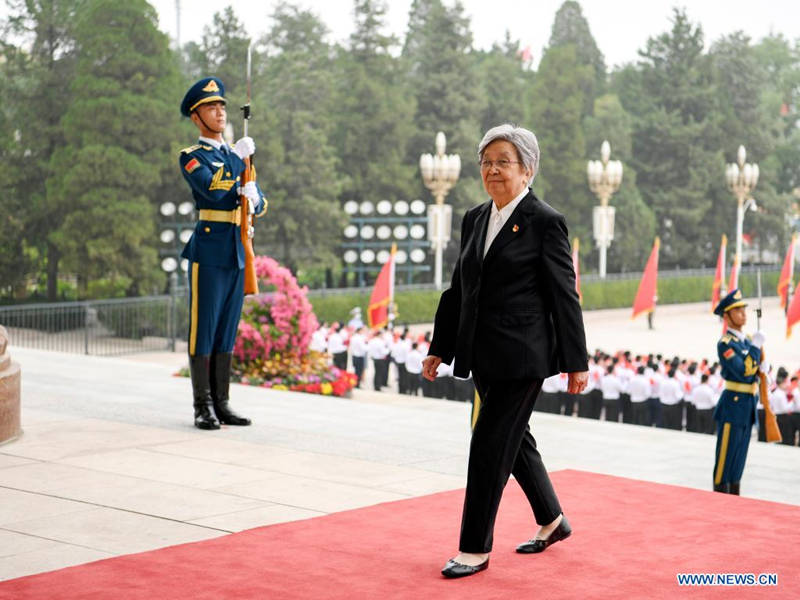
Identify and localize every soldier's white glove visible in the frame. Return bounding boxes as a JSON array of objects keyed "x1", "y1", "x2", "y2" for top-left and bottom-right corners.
[
  {"x1": 759, "y1": 361, "x2": 771, "y2": 375},
  {"x1": 238, "y1": 181, "x2": 259, "y2": 213},
  {"x1": 232, "y1": 136, "x2": 255, "y2": 159},
  {"x1": 751, "y1": 331, "x2": 765, "y2": 349}
]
